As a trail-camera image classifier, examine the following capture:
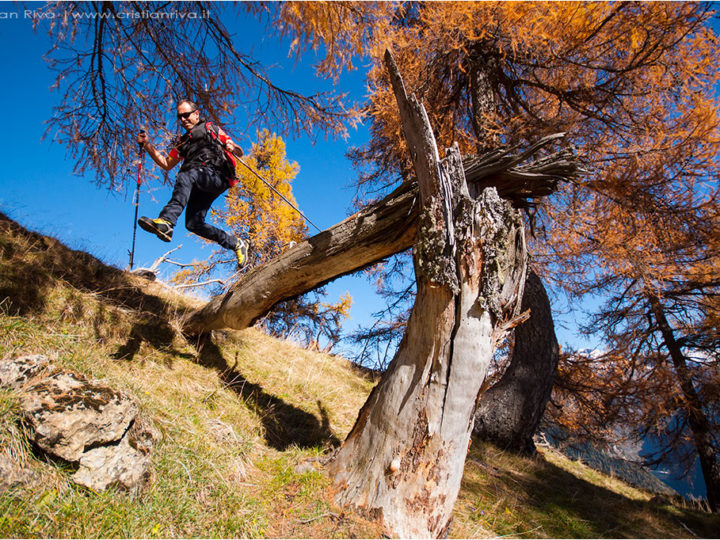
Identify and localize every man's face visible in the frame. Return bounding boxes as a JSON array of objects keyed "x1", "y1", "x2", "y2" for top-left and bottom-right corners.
[{"x1": 177, "y1": 103, "x2": 200, "y2": 131}]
